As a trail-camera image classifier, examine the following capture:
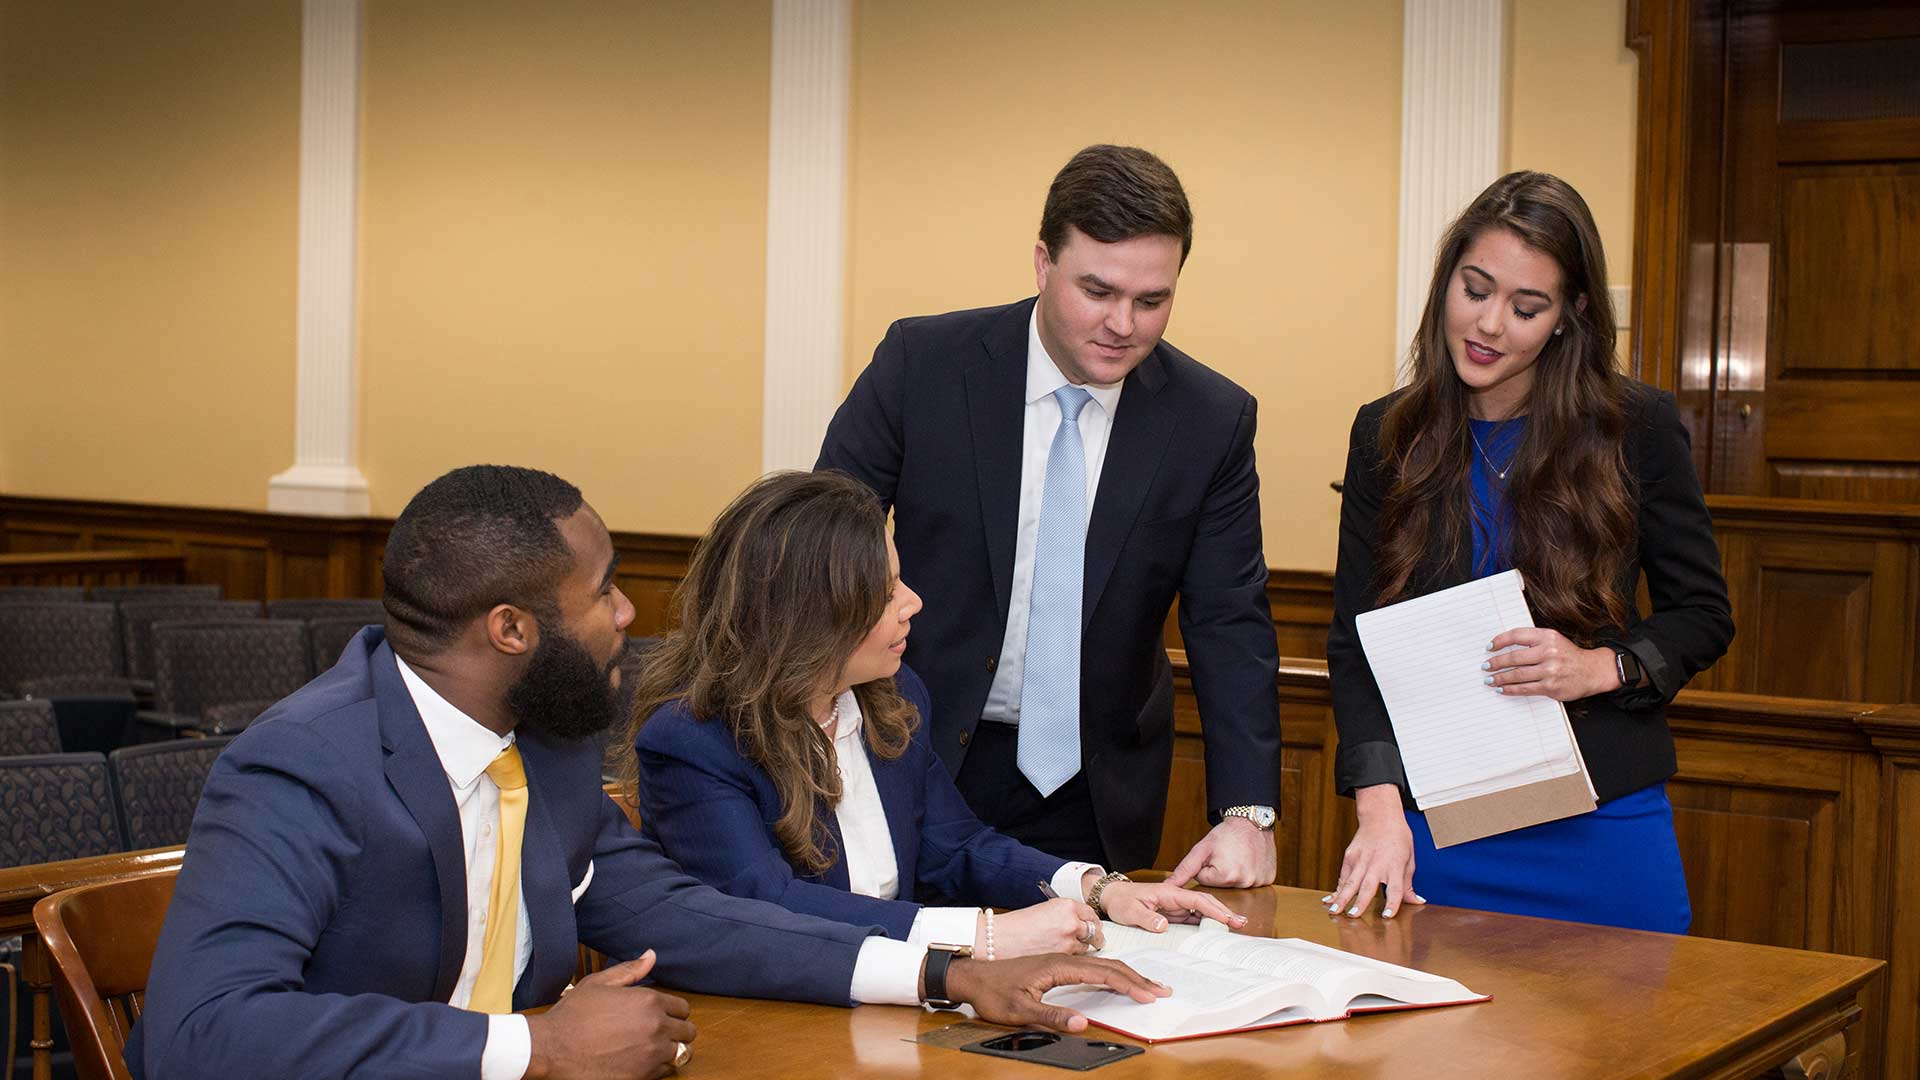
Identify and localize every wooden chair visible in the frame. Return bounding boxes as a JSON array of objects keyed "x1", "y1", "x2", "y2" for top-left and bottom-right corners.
[{"x1": 31, "y1": 869, "x2": 178, "y2": 1080}]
